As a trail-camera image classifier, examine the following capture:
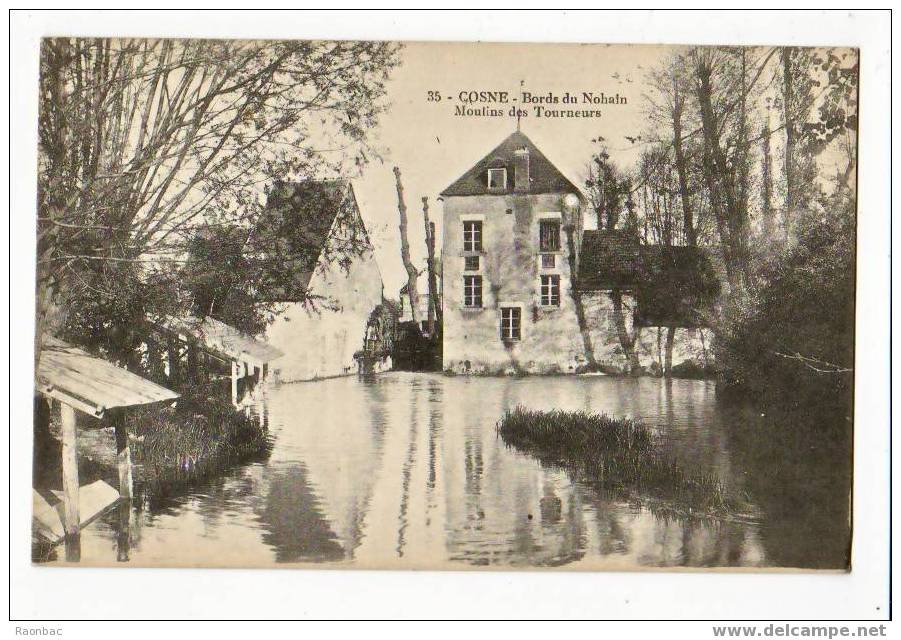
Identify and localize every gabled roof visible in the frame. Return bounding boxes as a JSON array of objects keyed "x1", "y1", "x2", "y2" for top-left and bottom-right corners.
[
  {"x1": 255, "y1": 179, "x2": 371, "y2": 301},
  {"x1": 261, "y1": 180, "x2": 350, "y2": 291},
  {"x1": 440, "y1": 131, "x2": 582, "y2": 197}
]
